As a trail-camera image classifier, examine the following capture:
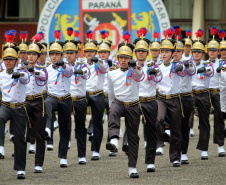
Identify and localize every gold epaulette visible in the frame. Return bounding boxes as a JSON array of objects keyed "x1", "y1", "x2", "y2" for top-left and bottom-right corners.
[
  {"x1": 147, "y1": 63, "x2": 155, "y2": 67},
  {"x1": 110, "y1": 65, "x2": 119, "y2": 71},
  {"x1": 35, "y1": 66, "x2": 46, "y2": 69},
  {"x1": 0, "y1": 69, "x2": 4, "y2": 73},
  {"x1": 203, "y1": 61, "x2": 211, "y2": 65},
  {"x1": 222, "y1": 67, "x2": 226, "y2": 72}
]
